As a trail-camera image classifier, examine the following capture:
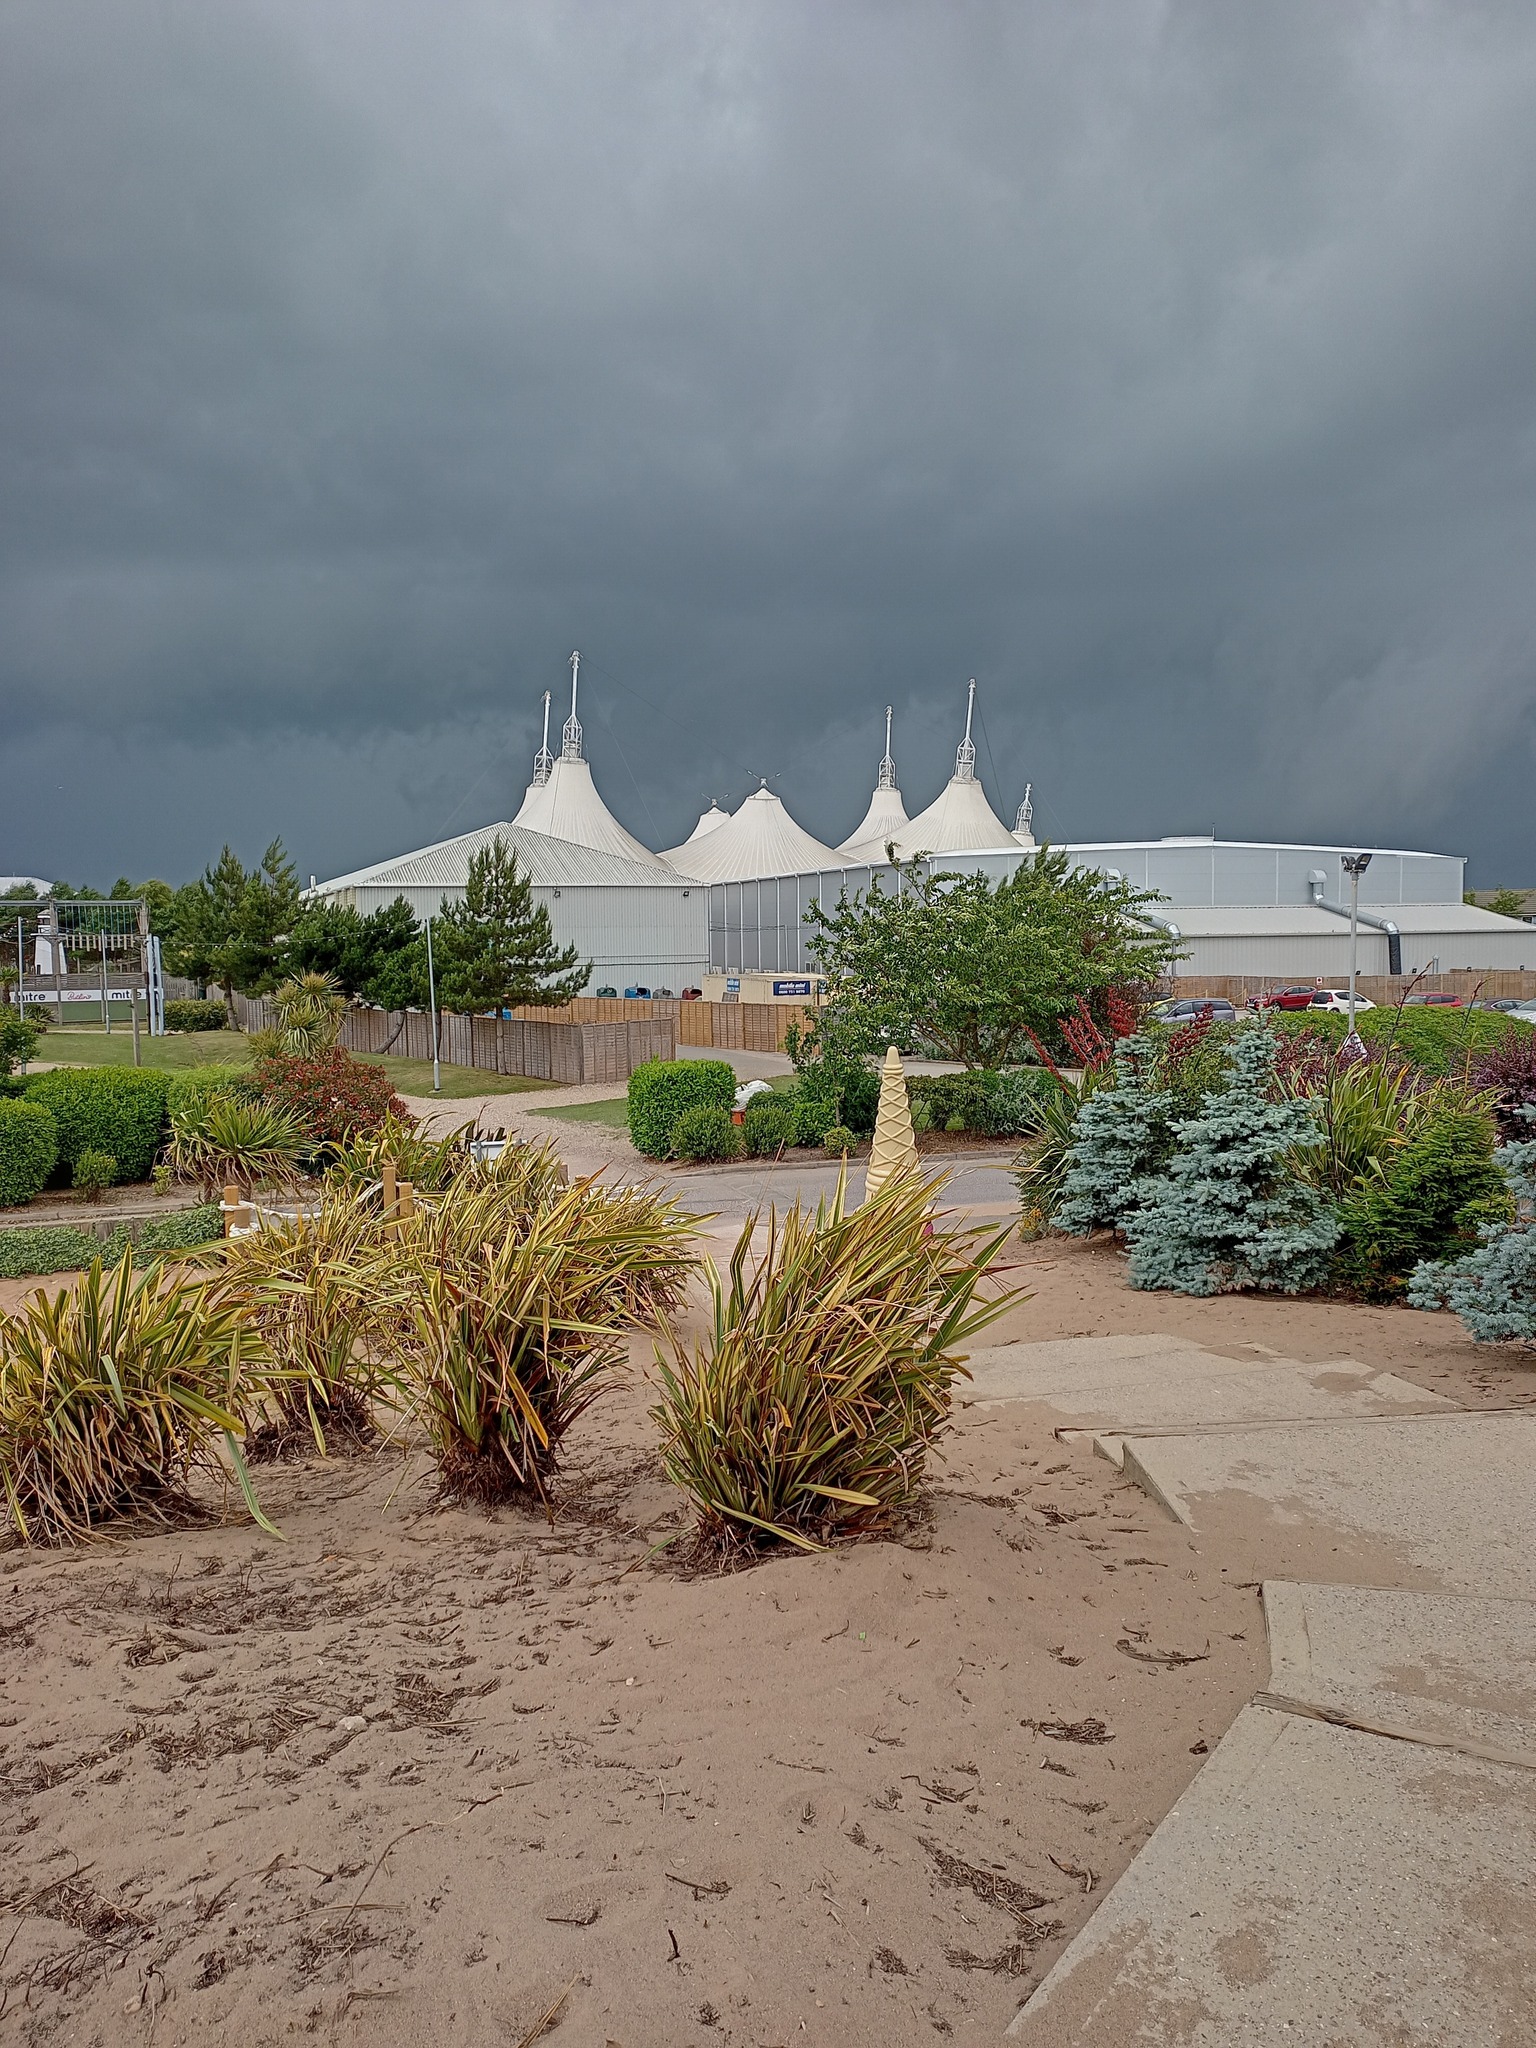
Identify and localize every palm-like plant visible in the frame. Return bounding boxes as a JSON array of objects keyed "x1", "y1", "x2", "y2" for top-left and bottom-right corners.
[
  {"x1": 652, "y1": 1172, "x2": 1014, "y2": 1559},
  {"x1": 0, "y1": 1252, "x2": 275, "y2": 1544},
  {"x1": 167, "y1": 1094, "x2": 311, "y2": 1197},
  {"x1": 1010, "y1": 1066, "x2": 1104, "y2": 1232},
  {"x1": 268, "y1": 972, "x2": 347, "y2": 1055}
]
